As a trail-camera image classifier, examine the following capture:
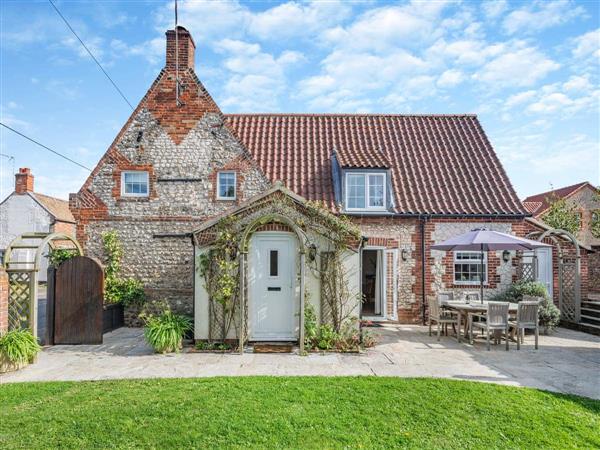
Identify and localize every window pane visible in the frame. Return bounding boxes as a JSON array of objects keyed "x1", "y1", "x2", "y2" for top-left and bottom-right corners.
[
  {"x1": 123, "y1": 172, "x2": 148, "y2": 196},
  {"x1": 454, "y1": 251, "x2": 487, "y2": 283},
  {"x1": 347, "y1": 174, "x2": 365, "y2": 209},
  {"x1": 269, "y1": 250, "x2": 278, "y2": 277},
  {"x1": 368, "y1": 174, "x2": 384, "y2": 207},
  {"x1": 218, "y1": 172, "x2": 236, "y2": 198}
]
